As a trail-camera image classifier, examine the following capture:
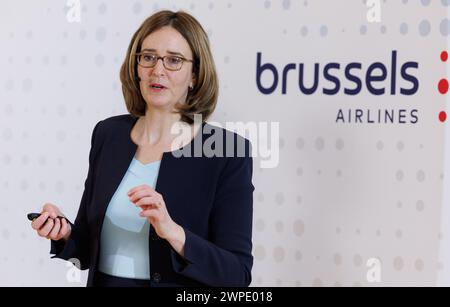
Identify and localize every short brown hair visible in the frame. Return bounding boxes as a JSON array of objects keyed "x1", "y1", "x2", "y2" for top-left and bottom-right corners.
[{"x1": 120, "y1": 10, "x2": 219, "y2": 124}]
